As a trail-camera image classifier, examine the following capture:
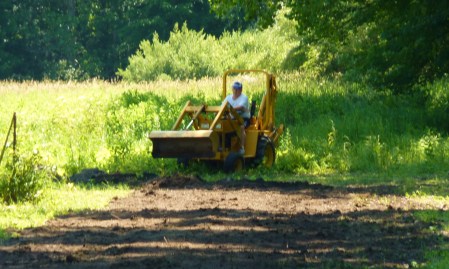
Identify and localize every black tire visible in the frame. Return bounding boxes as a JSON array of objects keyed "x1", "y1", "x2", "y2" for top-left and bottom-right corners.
[
  {"x1": 199, "y1": 160, "x2": 220, "y2": 171},
  {"x1": 223, "y1": 152, "x2": 245, "y2": 173},
  {"x1": 177, "y1": 157, "x2": 190, "y2": 168},
  {"x1": 253, "y1": 136, "x2": 276, "y2": 168}
]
